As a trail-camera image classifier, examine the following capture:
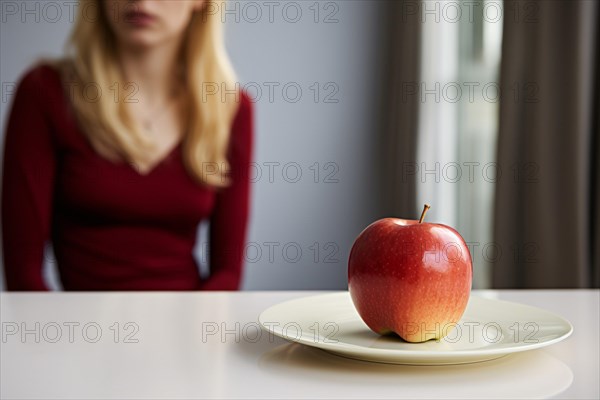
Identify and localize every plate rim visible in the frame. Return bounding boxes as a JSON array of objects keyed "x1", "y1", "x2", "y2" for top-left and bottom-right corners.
[{"x1": 258, "y1": 292, "x2": 574, "y2": 358}]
